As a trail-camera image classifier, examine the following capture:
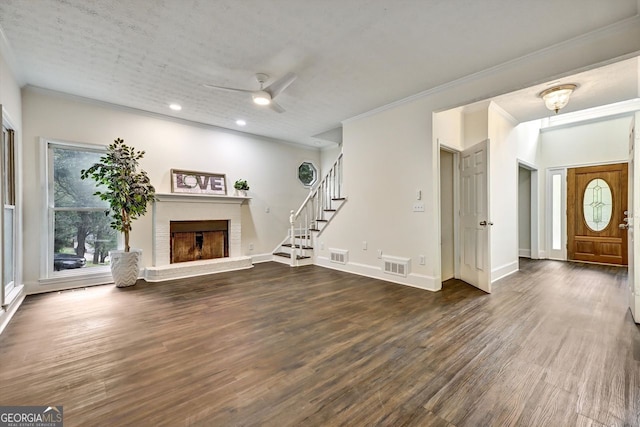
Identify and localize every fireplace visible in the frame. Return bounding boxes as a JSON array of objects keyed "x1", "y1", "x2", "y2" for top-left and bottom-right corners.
[
  {"x1": 170, "y1": 220, "x2": 229, "y2": 263},
  {"x1": 146, "y1": 193, "x2": 252, "y2": 282}
]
